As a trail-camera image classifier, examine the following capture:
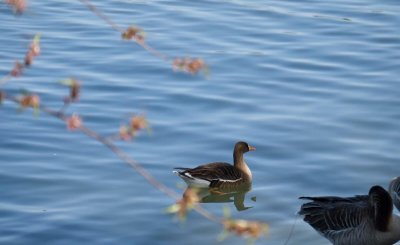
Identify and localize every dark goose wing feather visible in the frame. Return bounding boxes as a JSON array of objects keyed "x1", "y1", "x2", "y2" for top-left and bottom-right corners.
[
  {"x1": 177, "y1": 162, "x2": 246, "y2": 188},
  {"x1": 299, "y1": 195, "x2": 370, "y2": 235},
  {"x1": 182, "y1": 162, "x2": 243, "y2": 181}
]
